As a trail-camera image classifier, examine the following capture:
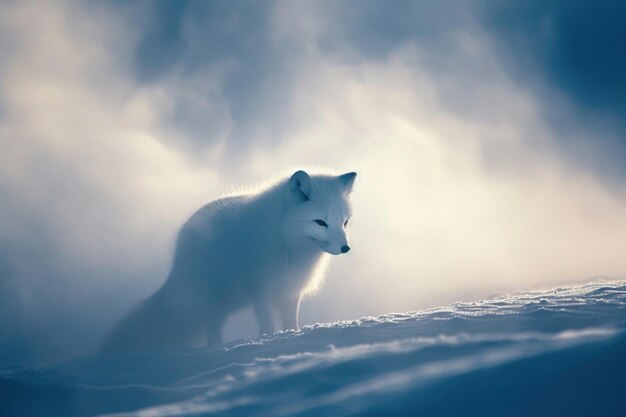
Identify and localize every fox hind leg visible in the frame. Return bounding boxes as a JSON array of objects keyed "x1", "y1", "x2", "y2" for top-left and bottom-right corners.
[
  {"x1": 207, "y1": 310, "x2": 226, "y2": 346},
  {"x1": 254, "y1": 300, "x2": 276, "y2": 336},
  {"x1": 278, "y1": 295, "x2": 301, "y2": 331}
]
